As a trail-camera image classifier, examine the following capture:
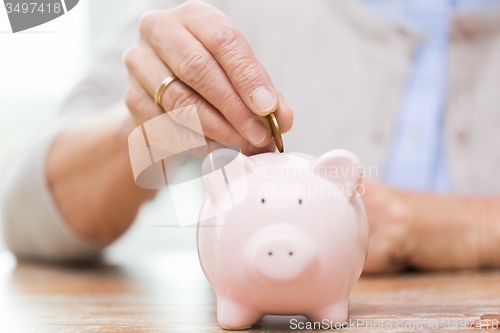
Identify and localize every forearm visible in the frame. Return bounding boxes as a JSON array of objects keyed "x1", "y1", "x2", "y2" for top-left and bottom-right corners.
[
  {"x1": 46, "y1": 110, "x2": 155, "y2": 245},
  {"x1": 405, "y1": 193, "x2": 500, "y2": 270},
  {"x1": 363, "y1": 180, "x2": 500, "y2": 273}
]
